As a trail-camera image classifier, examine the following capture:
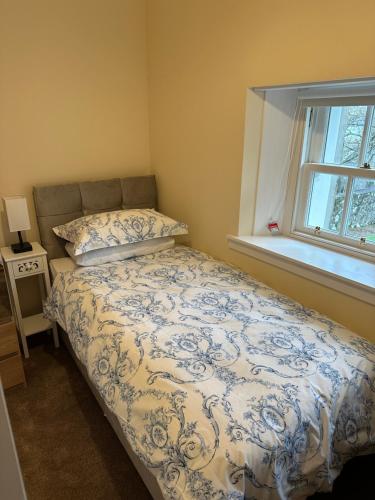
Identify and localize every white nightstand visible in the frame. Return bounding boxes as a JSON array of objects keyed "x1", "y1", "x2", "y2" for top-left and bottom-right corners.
[{"x1": 0, "y1": 242, "x2": 59, "y2": 358}]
